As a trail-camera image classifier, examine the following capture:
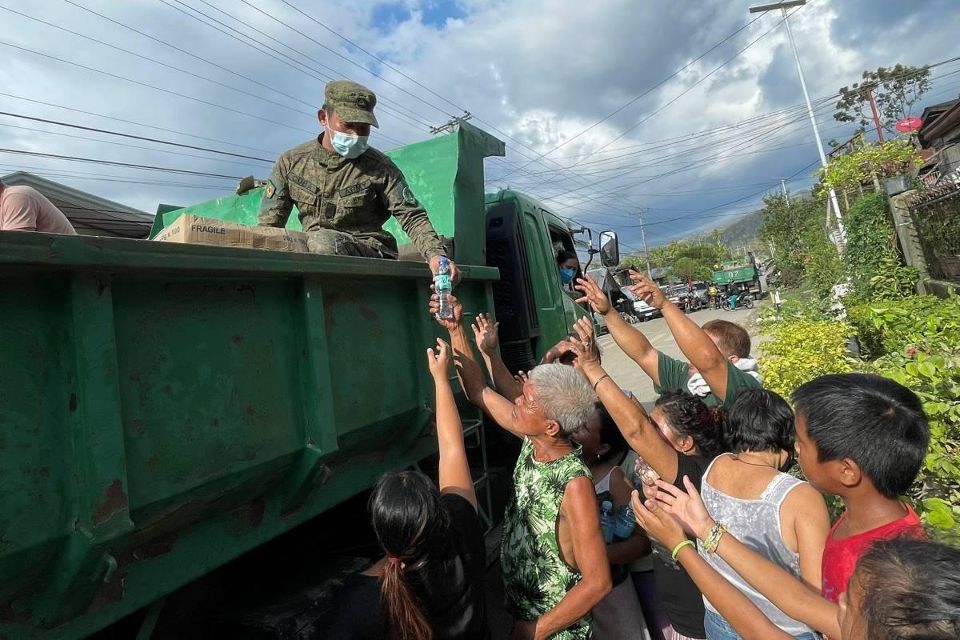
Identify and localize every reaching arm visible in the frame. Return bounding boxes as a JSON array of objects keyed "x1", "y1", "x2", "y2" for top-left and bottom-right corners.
[
  {"x1": 427, "y1": 339, "x2": 476, "y2": 508},
  {"x1": 630, "y1": 492, "x2": 791, "y2": 640},
  {"x1": 566, "y1": 318, "x2": 680, "y2": 484},
  {"x1": 534, "y1": 476, "x2": 612, "y2": 640},
  {"x1": 788, "y1": 484, "x2": 830, "y2": 591},
  {"x1": 655, "y1": 478, "x2": 840, "y2": 638},
  {"x1": 429, "y1": 294, "x2": 523, "y2": 437},
  {"x1": 630, "y1": 273, "x2": 730, "y2": 401},
  {"x1": 575, "y1": 276, "x2": 660, "y2": 385},
  {"x1": 472, "y1": 313, "x2": 522, "y2": 400}
]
